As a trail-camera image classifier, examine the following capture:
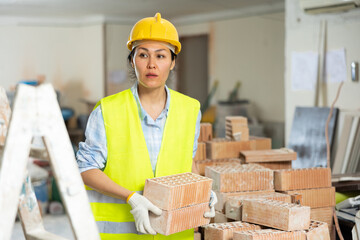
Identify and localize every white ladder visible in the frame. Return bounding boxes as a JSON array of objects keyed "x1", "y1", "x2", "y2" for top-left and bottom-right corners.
[{"x1": 0, "y1": 84, "x2": 100, "y2": 240}]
